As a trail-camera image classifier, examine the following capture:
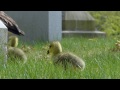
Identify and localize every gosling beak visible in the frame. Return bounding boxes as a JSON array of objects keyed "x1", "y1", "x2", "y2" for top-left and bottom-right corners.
[{"x1": 47, "y1": 50, "x2": 49, "y2": 54}]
